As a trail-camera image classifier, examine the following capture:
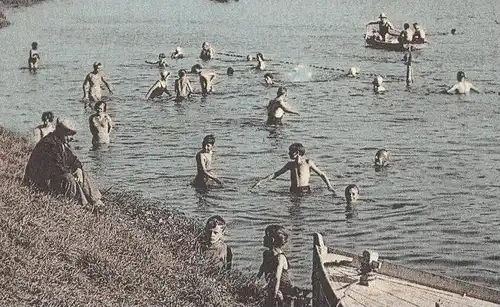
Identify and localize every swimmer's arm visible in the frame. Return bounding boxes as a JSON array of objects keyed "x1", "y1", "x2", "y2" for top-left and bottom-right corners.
[
  {"x1": 310, "y1": 161, "x2": 335, "y2": 193},
  {"x1": 82, "y1": 75, "x2": 90, "y2": 99},
  {"x1": 197, "y1": 153, "x2": 222, "y2": 184},
  {"x1": 366, "y1": 21, "x2": 378, "y2": 26},
  {"x1": 101, "y1": 76, "x2": 113, "y2": 95},
  {"x1": 446, "y1": 84, "x2": 459, "y2": 94},
  {"x1": 107, "y1": 115, "x2": 113, "y2": 132},
  {"x1": 470, "y1": 83, "x2": 480, "y2": 93},
  {"x1": 187, "y1": 80, "x2": 194, "y2": 96},
  {"x1": 89, "y1": 116, "x2": 98, "y2": 135},
  {"x1": 280, "y1": 101, "x2": 299, "y2": 115},
  {"x1": 145, "y1": 81, "x2": 160, "y2": 99},
  {"x1": 252, "y1": 163, "x2": 290, "y2": 188}
]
